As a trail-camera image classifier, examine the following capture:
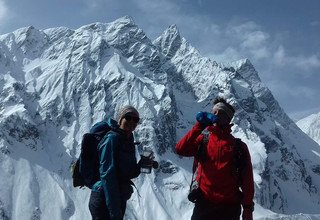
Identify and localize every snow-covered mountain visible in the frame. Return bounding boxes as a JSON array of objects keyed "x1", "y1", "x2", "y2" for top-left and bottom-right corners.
[
  {"x1": 0, "y1": 16, "x2": 320, "y2": 220},
  {"x1": 297, "y1": 112, "x2": 320, "y2": 146}
]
